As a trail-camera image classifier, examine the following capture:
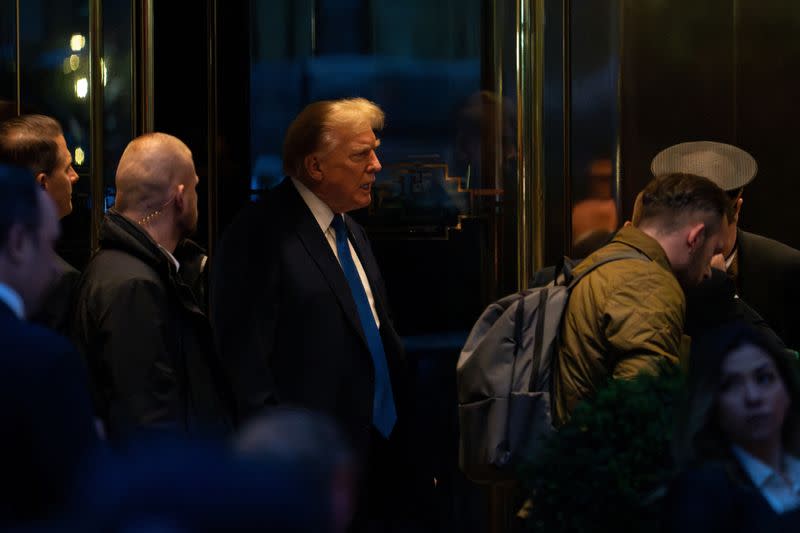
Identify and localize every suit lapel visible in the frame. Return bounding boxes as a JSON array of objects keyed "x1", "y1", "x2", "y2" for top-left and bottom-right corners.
[
  {"x1": 346, "y1": 217, "x2": 389, "y2": 322},
  {"x1": 283, "y1": 183, "x2": 369, "y2": 349}
]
